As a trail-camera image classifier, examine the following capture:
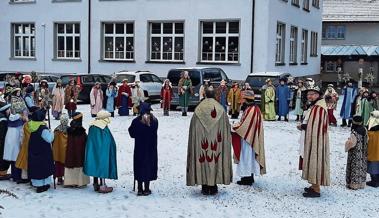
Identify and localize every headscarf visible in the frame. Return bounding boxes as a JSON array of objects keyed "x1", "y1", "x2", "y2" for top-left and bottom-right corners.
[{"x1": 55, "y1": 113, "x2": 69, "y2": 133}]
